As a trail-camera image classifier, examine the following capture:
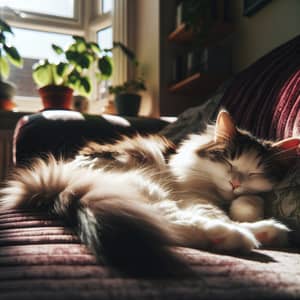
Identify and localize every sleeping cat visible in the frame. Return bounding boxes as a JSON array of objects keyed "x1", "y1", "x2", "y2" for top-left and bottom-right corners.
[{"x1": 1, "y1": 110, "x2": 299, "y2": 272}]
